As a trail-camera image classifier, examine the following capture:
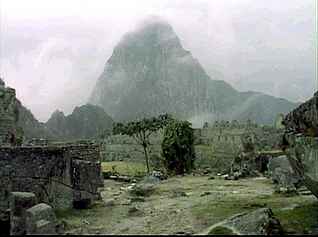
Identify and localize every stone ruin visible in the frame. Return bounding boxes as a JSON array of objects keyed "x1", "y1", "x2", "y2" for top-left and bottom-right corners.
[
  {"x1": 0, "y1": 78, "x2": 104, "y2": 234},
  {"x1": 0, "y1": 144, "x2": 104, "y2": 234},
  {"x1": 281, "y1": 91, "x2": 318, "y2": 197}
]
